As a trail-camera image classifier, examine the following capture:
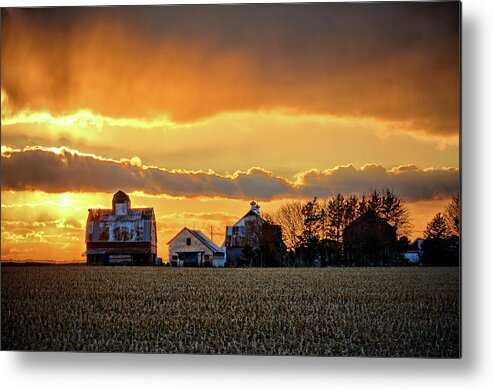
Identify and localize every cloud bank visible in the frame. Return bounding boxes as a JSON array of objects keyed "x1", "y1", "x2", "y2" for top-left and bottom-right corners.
[
  {"x1": 2, "y1": 3, "x2": 459, "y2": 136},
  {"x1": 2, "y1": 147, "x2": 459, "y2": 201}
]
